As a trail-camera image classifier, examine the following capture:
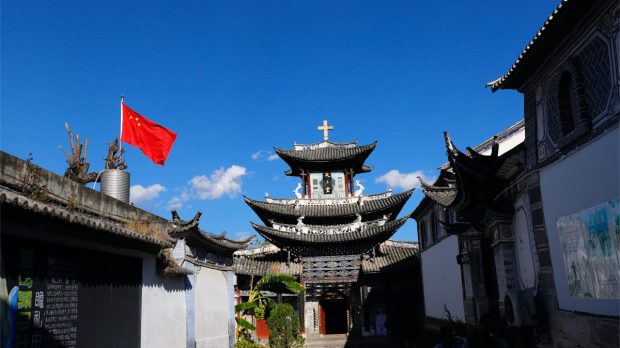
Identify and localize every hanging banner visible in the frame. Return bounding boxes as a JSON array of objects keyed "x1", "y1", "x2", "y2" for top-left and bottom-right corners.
[{"x1": 322, "y1": 172, "x2": 333, "y2": 194}]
